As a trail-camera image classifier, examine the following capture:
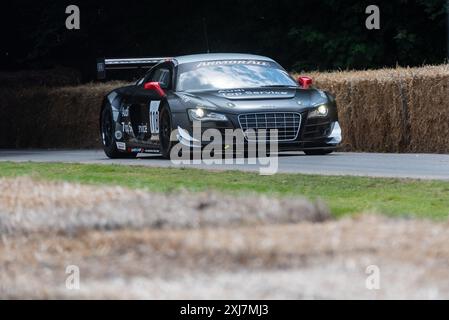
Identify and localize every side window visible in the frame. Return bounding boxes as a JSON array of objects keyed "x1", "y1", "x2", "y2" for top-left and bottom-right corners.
[{"x1": 150, "y1": 68, "x2": 171, "y2": 89}]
